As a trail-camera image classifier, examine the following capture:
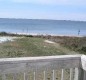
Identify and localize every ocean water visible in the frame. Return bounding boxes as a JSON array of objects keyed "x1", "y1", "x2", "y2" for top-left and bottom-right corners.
[{"x1": 0, "y1": 18, "x2": 86, "y2": 36}]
